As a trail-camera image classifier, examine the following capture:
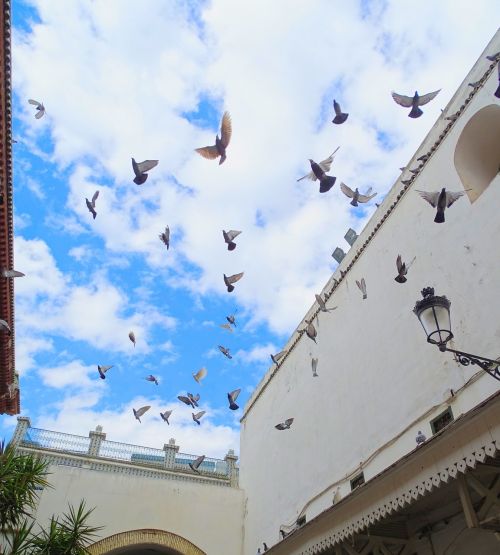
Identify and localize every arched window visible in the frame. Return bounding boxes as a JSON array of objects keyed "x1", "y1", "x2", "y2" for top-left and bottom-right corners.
[{"x1": 454, "y1": 104, "x2": 500, "y2": 203}]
